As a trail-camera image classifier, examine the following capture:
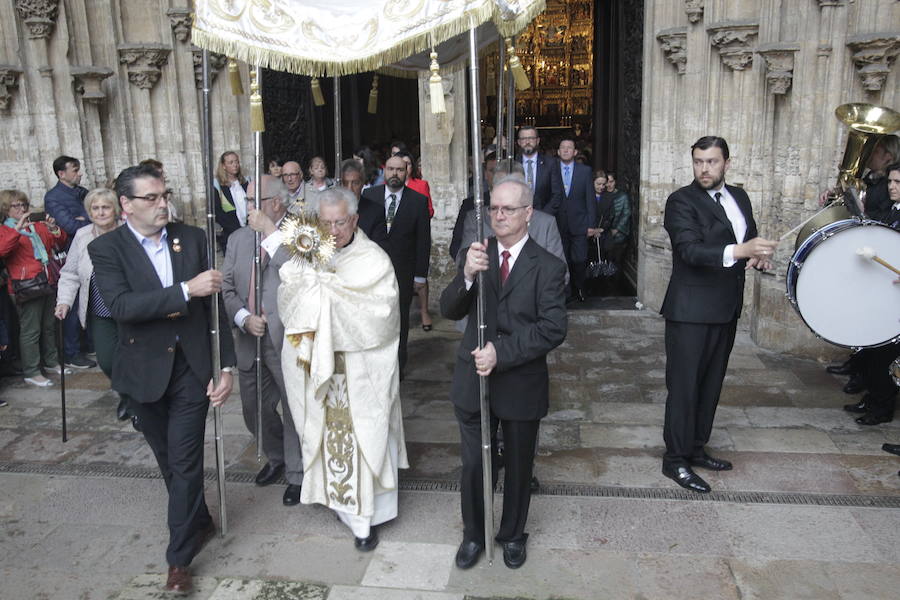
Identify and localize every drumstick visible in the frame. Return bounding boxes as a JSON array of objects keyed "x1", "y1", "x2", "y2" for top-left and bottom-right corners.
[
  {"x1": 856, "y1": 246, "x2": 900, "y2": 275},
  {"x1": 778, "y1": 204, "x2": 832, "y2": 242}
]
